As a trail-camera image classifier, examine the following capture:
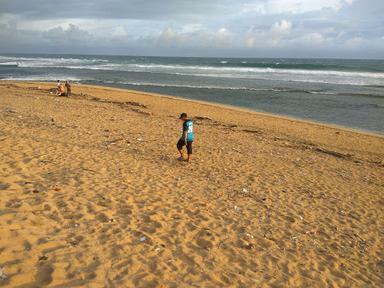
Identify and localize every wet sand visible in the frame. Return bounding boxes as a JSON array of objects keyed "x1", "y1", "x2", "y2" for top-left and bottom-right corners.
[{"x1": 0, "y1": 81, "x2": 383, "y2": 287}]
